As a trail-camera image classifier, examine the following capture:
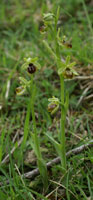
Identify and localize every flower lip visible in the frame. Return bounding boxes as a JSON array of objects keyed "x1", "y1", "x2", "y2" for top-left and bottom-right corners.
[
  {"x1": 62, "y1": 40, "x2": 72, "y2": 48},
  {"x1": 48, "y1": 96, "x2": 60, "y2": 115},
  {"x1": 48, "y1": 103, "x2": 57, "y2": 112},
  {"x1": 27, "y1": 63, "x2": 36, "y2": 74},
  {"x1": 29, "y1": 63, "x2": 34, "y2": 67},
  {"x1": 62, "y1": 68, "x2": 74, "y2": 79}
]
